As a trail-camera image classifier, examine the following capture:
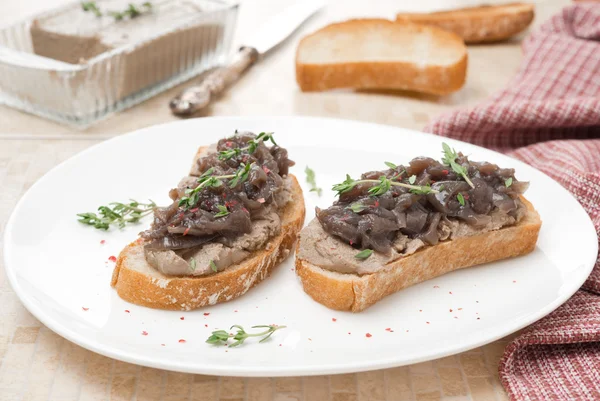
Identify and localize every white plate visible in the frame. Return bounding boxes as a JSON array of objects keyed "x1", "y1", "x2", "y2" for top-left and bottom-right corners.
[{"x1": 4, "y1": 117, "x2": 597, "y2": 376}]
